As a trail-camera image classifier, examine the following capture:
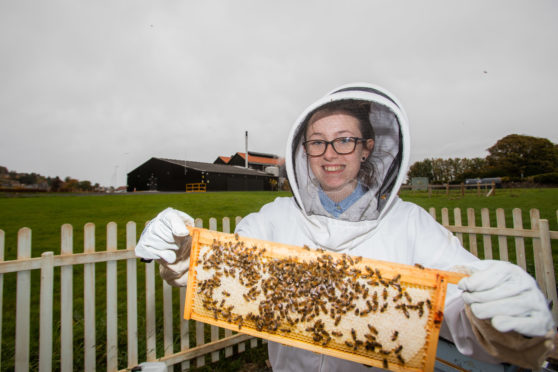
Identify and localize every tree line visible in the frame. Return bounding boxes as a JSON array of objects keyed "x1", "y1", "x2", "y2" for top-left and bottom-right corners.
[
  {"x1": 0, "y1": 166, "x2": 101, "y2": 192},
  {"x1": 407, "y1": 134, "x2": 558, "y2": 184}
]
